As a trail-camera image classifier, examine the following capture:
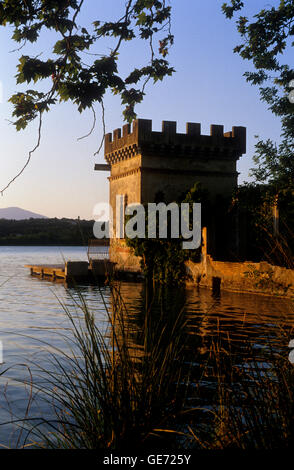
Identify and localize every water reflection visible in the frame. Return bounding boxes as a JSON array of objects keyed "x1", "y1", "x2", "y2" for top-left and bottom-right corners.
[
  {"x1": 115, "y1": 282, "x2": 294, "y2": 358},
  {"x1": 106, "y1": 283, "x2": 294, "y2": 448},
  {"x1": 108, "y1": 283, "x2": 294, "y2": 387},
  {"x1": 0, "y1": 247, "x2": 293, "y2": 448}
]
